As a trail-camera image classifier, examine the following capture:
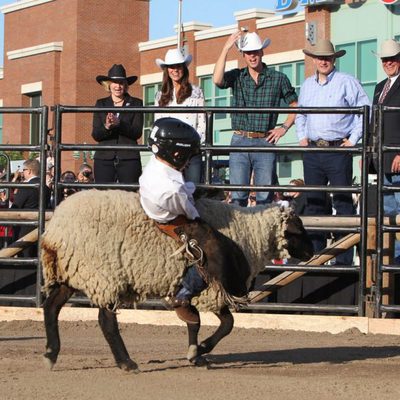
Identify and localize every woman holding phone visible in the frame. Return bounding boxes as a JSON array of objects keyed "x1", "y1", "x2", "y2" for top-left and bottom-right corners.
[{"x1": 92, "y1": 64, "x2": 143, "y2": 184}]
